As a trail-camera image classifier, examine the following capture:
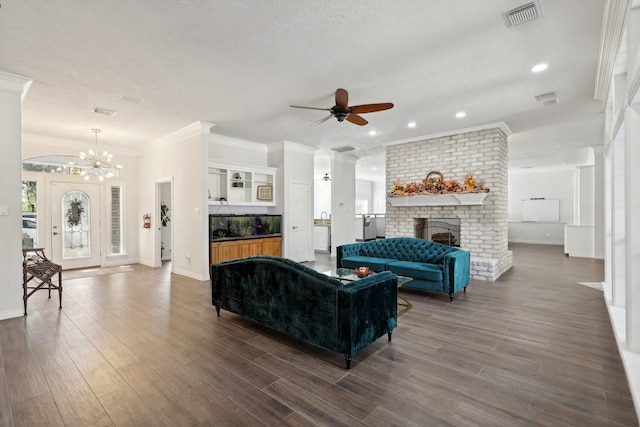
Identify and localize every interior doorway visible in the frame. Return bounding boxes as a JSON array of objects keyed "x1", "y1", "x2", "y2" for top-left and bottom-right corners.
[{"x1": 156, "y1": 179, "x2": 173, "y2": 268}]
